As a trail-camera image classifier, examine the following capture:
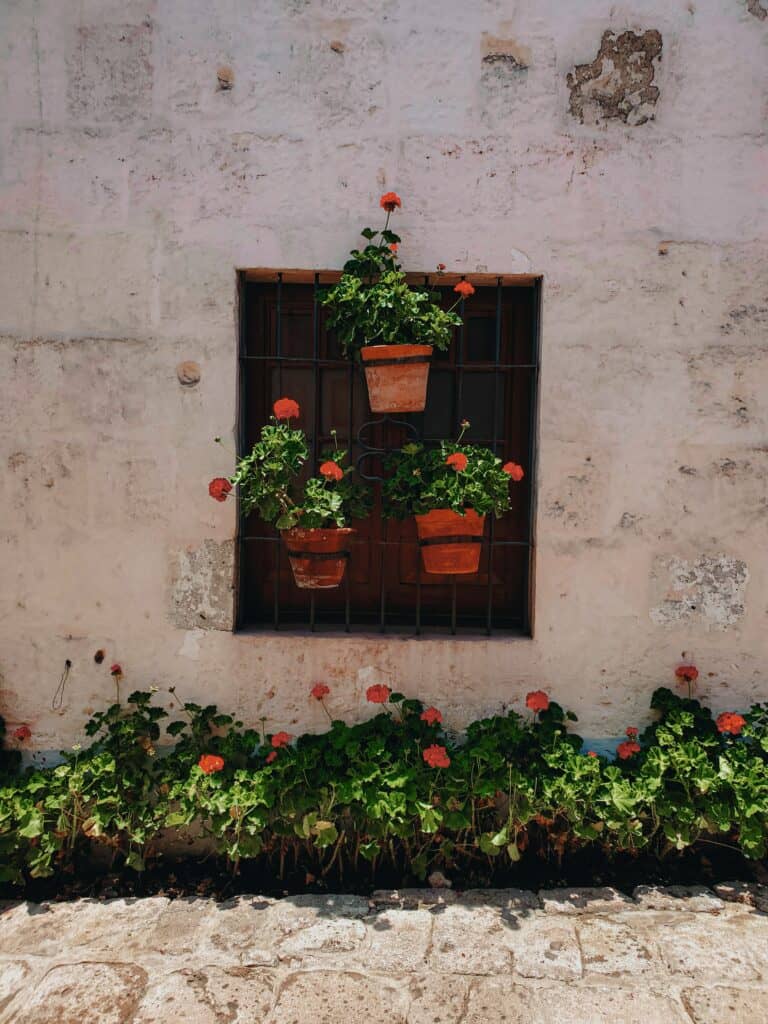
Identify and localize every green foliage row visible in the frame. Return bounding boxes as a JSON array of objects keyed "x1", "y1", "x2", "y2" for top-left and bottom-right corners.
[
  {"x1": 232, "y1": 420, "x2": 519, "y2": 529},
  {"x1": 231, "y1": 422, "x2": 369, "y2": 529},
  {"x1": 383, "y1": 442, "x2": 517, "y2": 518},
  {"x1": 1, "y1": 686, "x2": 767, "y2": 886}
]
